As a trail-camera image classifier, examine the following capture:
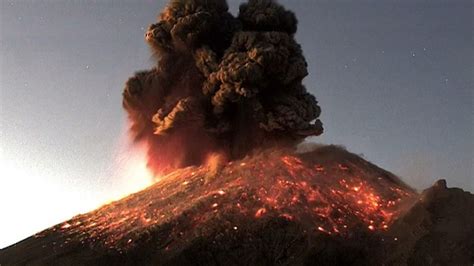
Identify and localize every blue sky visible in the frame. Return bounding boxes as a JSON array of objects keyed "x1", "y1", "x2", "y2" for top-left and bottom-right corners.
[{"x1": 1, "y1": 0, "x2": 472, "y2": 248}]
